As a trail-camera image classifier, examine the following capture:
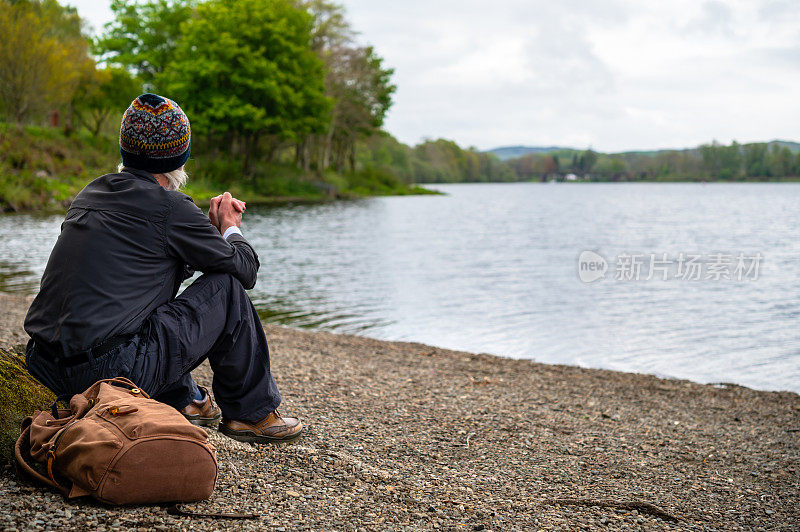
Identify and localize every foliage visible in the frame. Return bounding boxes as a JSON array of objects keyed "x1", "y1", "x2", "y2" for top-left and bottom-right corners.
[
  {"x1": 293, "y1": 1, "x2": 396, "y2": 174},
  {"x1": 502, "y1": 141, "x2": 800, "y2": 182},
  {"x1": 318, "y1": 44, "x2": 395, "y2": 172},
  {"x1": 357, "y1": 135, "x2": 517, "y2": 184},
  {"x1": 94, "y1": 0, "x2": 196, "y2": 85},
  {"x1": 73, "y1": 67, "x2": 143, "y2": 136},
  {"x1": 160, "y1": 0, "x2": 331, "y2": 180},
  {"x1": 407, "y1": 139, "x2": 515, "y2": 183},
  {"x1": 0, "y1": 0, "x2": 93, "y2": 125}
]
